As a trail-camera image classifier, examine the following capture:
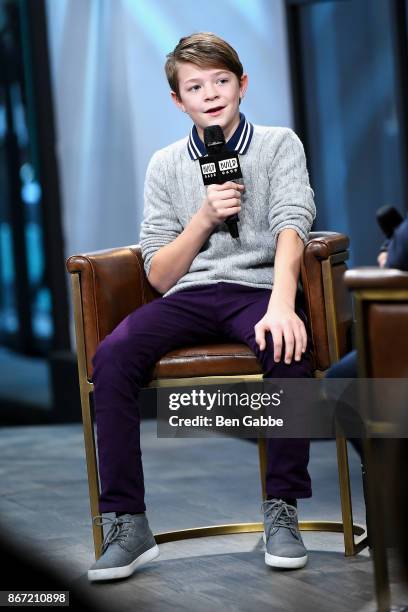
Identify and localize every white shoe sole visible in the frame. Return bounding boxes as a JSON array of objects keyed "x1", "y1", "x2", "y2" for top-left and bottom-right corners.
[
  {"x1": 263, "y1": 532, "x2": 308, "y2": 569},
  {"x1": 87, "y1": 544, "x2": 160, "y2": 582}
]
